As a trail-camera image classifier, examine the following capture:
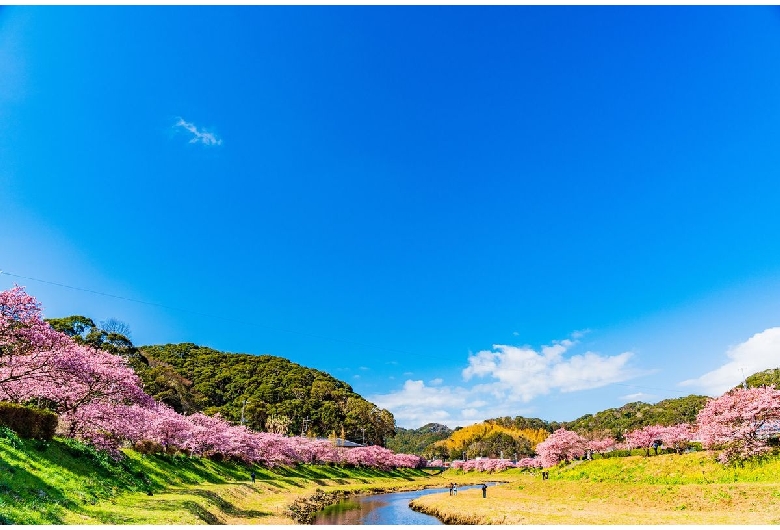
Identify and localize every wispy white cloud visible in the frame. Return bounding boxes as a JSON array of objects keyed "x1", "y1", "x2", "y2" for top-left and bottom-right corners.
[
  {"x1": 679, "y1": 327, "x2": 780, "y2": 396},
  {"x1": 571, "y1": 329, "x2": 591, "y2": 339},
  {"x1": 174, "y1": 117, "x2": 222, "y2": 146},
  {"x1": 620, "y1": 392, "x2": 657, "y2": 402},
  {"x1": 429, "y1": 378, "x2": 443, "y2": 386}
]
